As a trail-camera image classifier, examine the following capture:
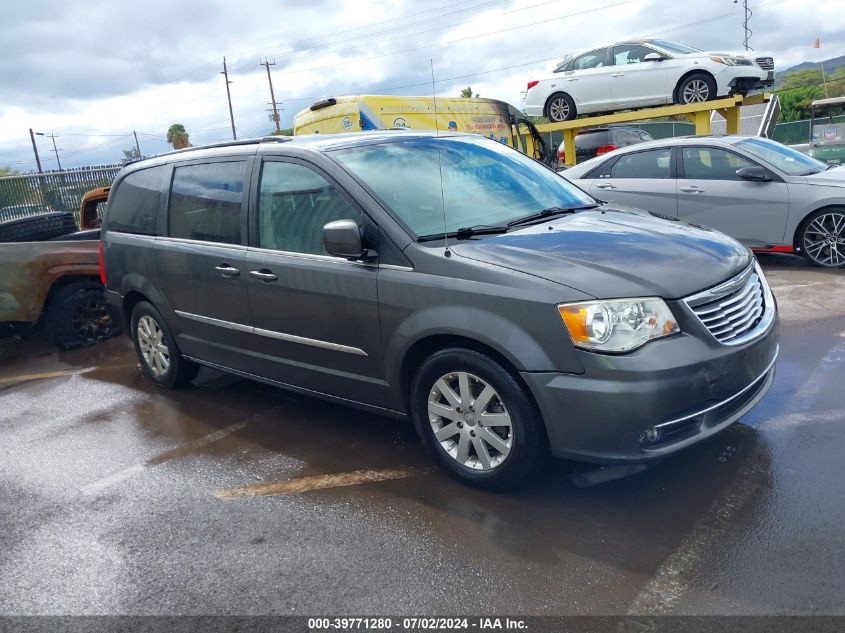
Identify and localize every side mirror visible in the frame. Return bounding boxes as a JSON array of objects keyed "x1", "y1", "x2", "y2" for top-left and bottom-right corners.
[
  {"x1": 323, "y1": 219, "x2": 375, "y2": 260},
  {"x1": 643, "y1": 52, "x2": 665, "y2": 62},
  {"x1": 736, "y1": 166, "x2": 772, "y2": 182}
]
